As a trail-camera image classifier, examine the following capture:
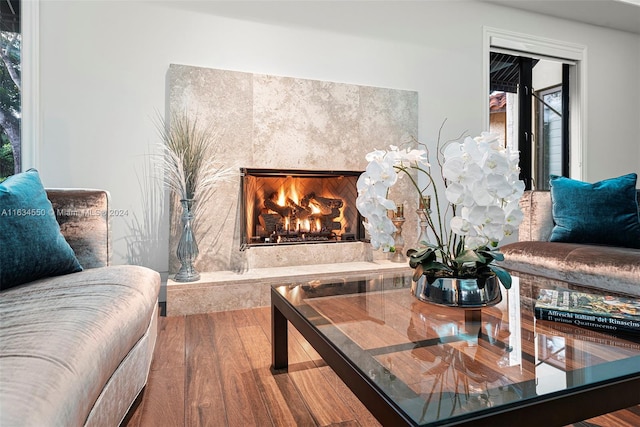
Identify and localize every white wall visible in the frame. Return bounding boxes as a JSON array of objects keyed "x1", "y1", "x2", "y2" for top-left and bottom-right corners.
[{"x1": 38, "y1": 0, "x2": 640, "y2": 277}]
